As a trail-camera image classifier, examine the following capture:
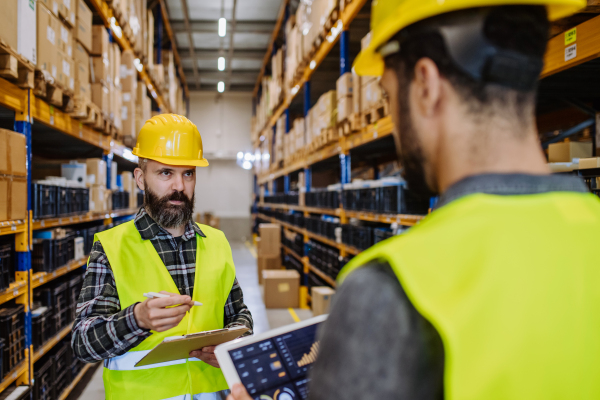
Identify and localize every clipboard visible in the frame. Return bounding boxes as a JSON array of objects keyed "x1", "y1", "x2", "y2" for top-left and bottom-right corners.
[{"x1": 135, "y1": 326, "x2": 250, "y2": 367}]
